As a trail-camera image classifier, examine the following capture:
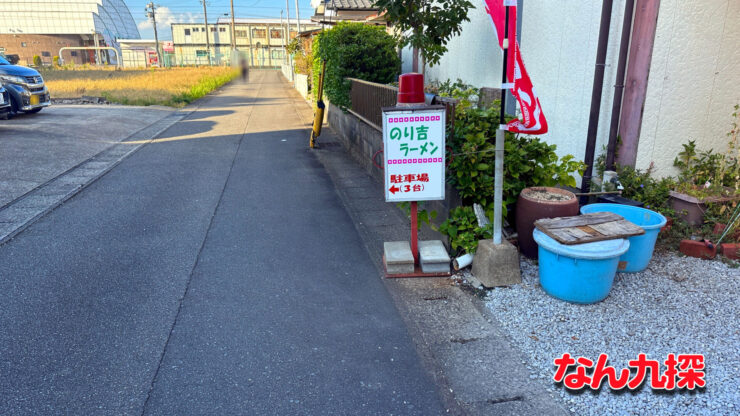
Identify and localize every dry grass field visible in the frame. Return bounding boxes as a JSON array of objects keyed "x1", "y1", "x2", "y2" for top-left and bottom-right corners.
[{"x1": 39, "y1": 66, "x2": 240, "y2": 107}]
